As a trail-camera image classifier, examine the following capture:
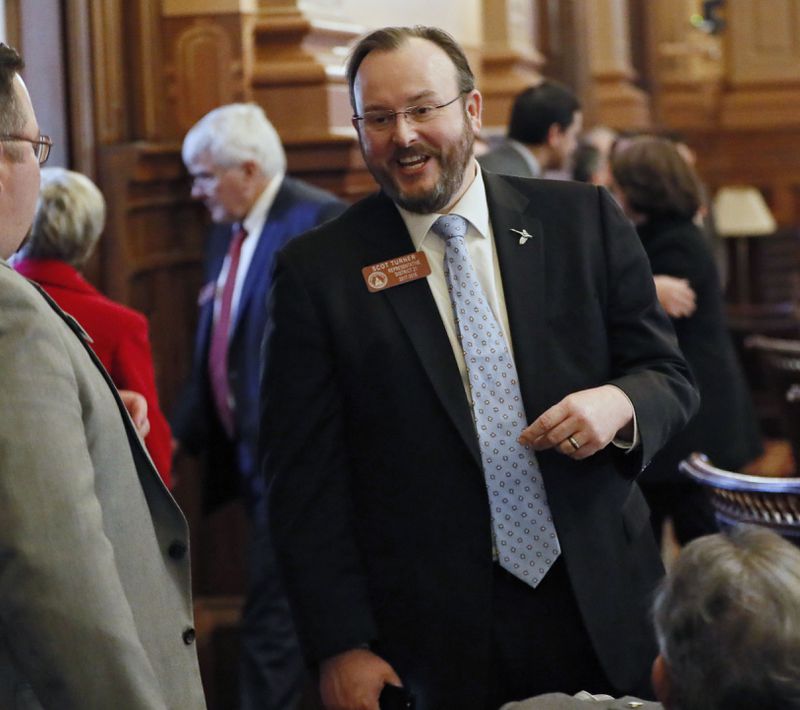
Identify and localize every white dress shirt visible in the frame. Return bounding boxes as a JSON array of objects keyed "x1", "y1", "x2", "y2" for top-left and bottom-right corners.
[
  {"x1": 214, "y1": 171, "x2": 285, "y2": 331},
  {"x1": 396, "y1": 160, "x2": 637, "y2": 447}
]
